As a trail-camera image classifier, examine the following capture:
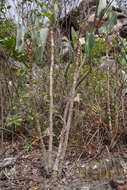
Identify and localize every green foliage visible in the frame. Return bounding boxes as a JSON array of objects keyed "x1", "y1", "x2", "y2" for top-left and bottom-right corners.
[
  {"x1": 92, "y1": 104, "x2": 101, "y2": 119},
  {"x1": 0, "y1": 0, "x2": 127, "y2": 155},
  {"x1": 0, "y1": 19, "x2": 27, "y2": 63},
  {"x1": 24, "y1": 142, "x2": 33, "y2": 151},
  {"x1": 0, "y1": 19, "x2": 16, "y2": 54},
  {"x1": 119, "y1": 38, "x2": 127, "y2": 66},
  {"x1": 106, "y1": 11, "x2": 117, "y2": 33},
  {"x1": 0, "y1": 0, "x2": 10, "y2": 16},
  {"x1": 32, "y1": 27, "x2": 49, "y2": 64},
  {"x1": 0, "y1": 36, "x2": 15, "y2": 53},
  {"x1": 44, "y1": 3, "x2": 59, "y2": 25},
  {"x1": 85, "y1": 32, "x2": 95, "y2": 56},
  {"x1": 14, "y1": 0, "x2": 59, "y2": 64},
  {"x1": 99, "y1": 10, "x2": 117, "y2": 34},
  {"x1": 16, "y1": 24, "x2": 27, "y2": 53},
  {"x1": 71, "y1": 27, "x2": 78, "y2": 49},
  {"x1": 0, "y1": 19, "x2": 15, "y2": 38},
  {"x1": 92, "y1": 35, "x2": 106, "y2": 58},
  {"x1": 7, "y1": 115, "x2": 23, "y2": 127}
]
